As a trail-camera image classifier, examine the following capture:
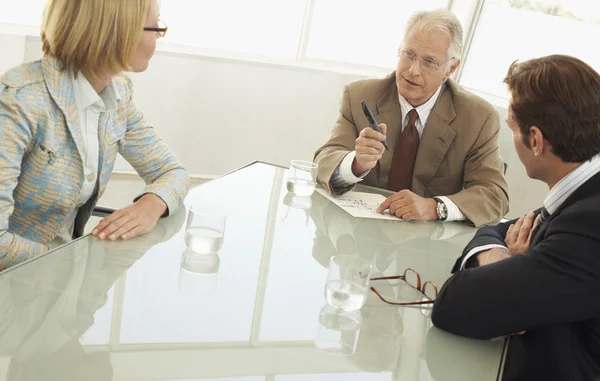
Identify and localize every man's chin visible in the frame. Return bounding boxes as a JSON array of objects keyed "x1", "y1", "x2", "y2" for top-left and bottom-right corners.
[{"x1": 398, "y1": 85, "x2": 417, "y2": 98}]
